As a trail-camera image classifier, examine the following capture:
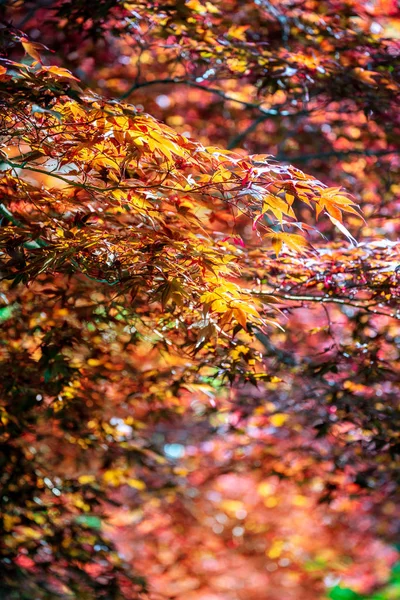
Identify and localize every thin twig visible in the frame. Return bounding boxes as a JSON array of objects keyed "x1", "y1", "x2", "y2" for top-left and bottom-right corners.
[
  {"x1": 276, "y1": 148, "x2": 399, "y2": 163},
  {"x1": 119, "y1": 78, "x2": 304, "y2": 119},
  {"x1": 227, "y1": 114, "x2": 270, "y2": 149},
  {"x1": 253, "y1": 290, "x2": 398, "y2": 318}
]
